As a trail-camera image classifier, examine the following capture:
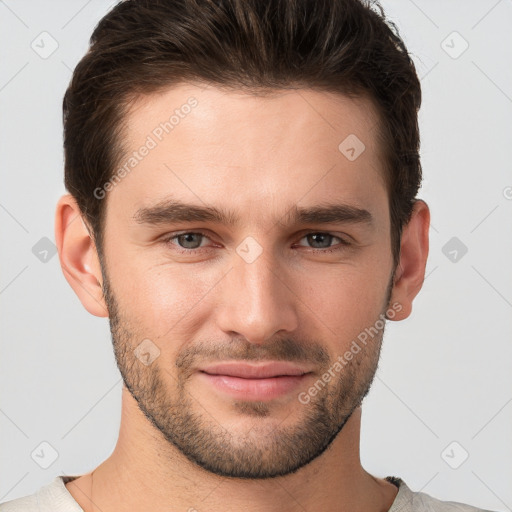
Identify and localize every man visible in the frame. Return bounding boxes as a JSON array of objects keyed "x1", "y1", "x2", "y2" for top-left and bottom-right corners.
[{"x1": 0, "y1": 0, "x2": 497, "y2": 511}]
